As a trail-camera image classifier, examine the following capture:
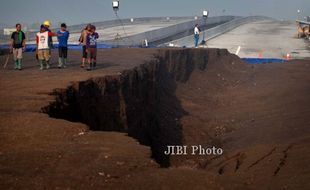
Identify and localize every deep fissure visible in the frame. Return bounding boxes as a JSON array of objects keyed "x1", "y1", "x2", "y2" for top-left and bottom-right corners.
[{"x1": 42, "y1": 49, "x2": 227, "y2": 167}]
